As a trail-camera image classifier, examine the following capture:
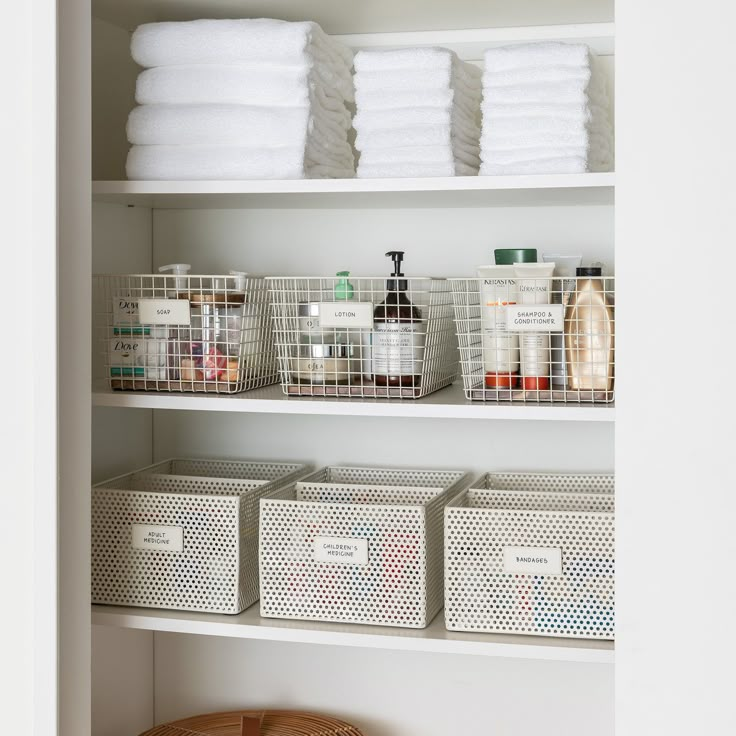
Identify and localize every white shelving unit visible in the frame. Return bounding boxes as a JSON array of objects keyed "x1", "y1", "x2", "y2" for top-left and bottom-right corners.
[{"x1": 78, "y1": 3, "x2": 617, "y2": 736}]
